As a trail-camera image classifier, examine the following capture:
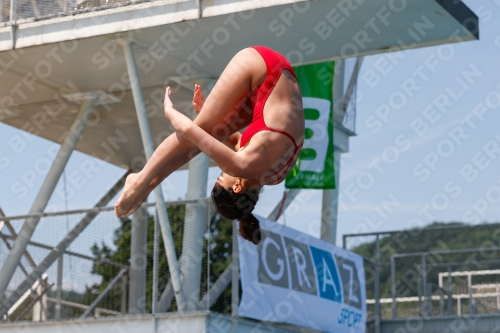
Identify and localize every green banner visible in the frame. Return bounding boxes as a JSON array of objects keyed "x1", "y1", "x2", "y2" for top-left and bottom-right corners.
[{"x1": 285, "y1": 62, "x2": 335, "y2": 189}]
